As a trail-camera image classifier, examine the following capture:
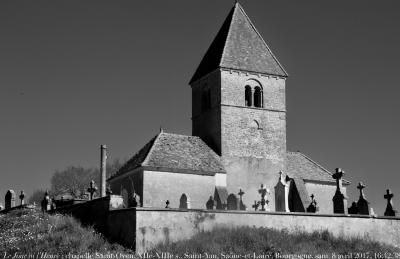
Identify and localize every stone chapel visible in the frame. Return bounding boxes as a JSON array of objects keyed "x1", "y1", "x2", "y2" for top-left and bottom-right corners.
[{"x1": 107, "y1": 2, "x2": 350, "y2": 214}]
